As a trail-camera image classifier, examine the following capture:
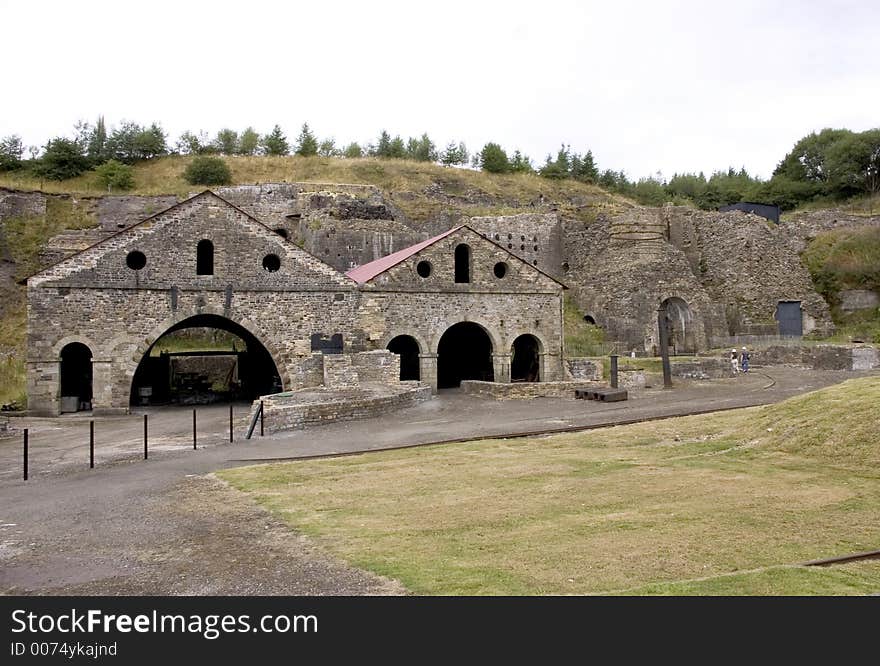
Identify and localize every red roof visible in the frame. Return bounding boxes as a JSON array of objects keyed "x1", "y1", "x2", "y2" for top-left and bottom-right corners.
[{"x1": 345, "y1": 226, "x2": 463, "y2": 284}]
